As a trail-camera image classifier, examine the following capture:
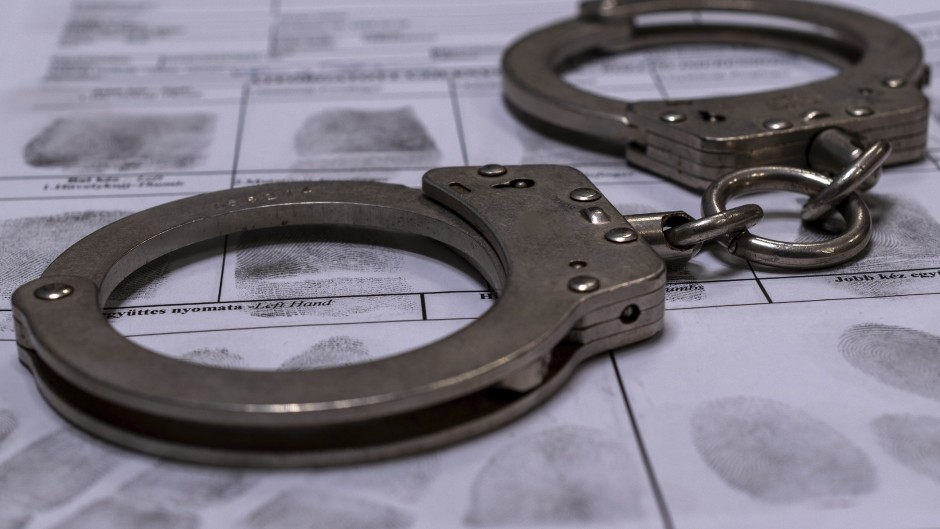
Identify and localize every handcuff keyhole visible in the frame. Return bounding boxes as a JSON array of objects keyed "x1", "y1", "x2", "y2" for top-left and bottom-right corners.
[
  {"x1": 699, "y1": 110, "x2": 725, "y2": 123},
  {"x1": 492, "y1": 179, "x2": 534, "y2": 189}
]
